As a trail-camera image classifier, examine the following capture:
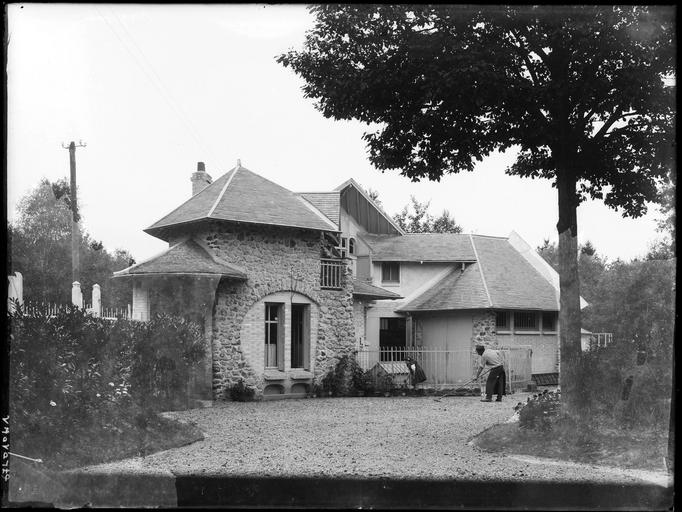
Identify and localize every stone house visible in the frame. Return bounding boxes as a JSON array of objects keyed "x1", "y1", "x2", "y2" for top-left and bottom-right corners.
[{"x1": 115, "y1": 161, "x2": 583, "y2": 399}]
